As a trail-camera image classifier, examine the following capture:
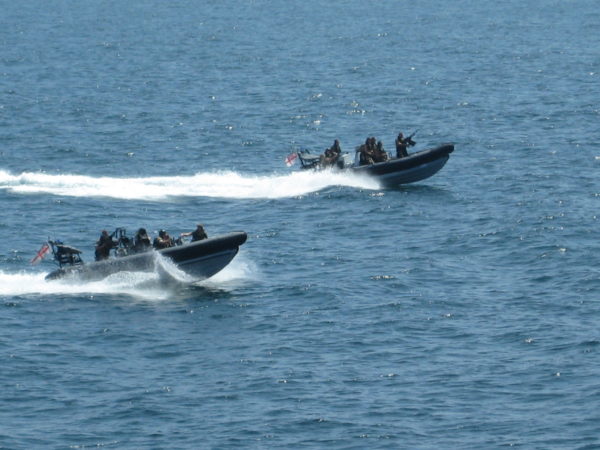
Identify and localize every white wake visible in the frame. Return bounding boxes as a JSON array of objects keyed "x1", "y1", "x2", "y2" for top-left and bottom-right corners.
[
  {"x1": 0, "y1": 169, "x2": 380, "y2": 201},
  {"x1": 0, "y1": 253, "x2": 256, "y2": 301}
]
